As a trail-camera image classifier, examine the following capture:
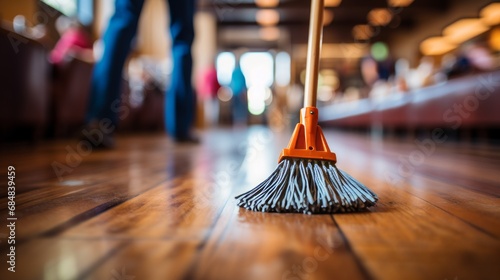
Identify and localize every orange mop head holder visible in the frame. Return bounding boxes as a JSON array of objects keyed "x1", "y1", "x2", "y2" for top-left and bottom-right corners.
[{"x1": 279, "y1": 107, "x2": 337, "y2": 163}]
